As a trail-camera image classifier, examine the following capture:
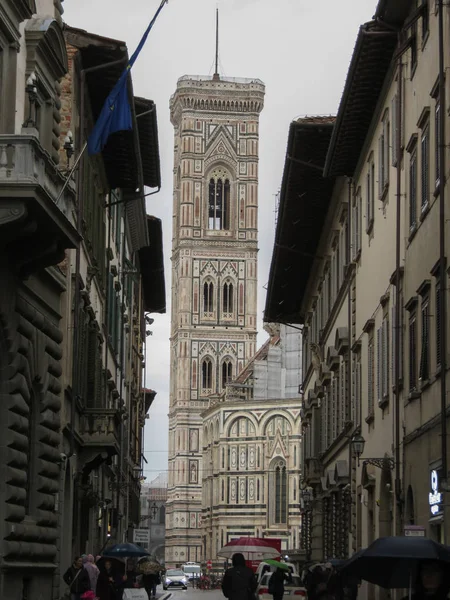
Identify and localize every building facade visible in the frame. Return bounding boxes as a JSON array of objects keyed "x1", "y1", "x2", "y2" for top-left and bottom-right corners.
[
  {"x1": 201, "y1": 323, "x2": 302, "y2": 565},
  {"x1": 0, "y1": 1, "x2": 78, "y2": 598},
  {"x1": 166, "y1": 74, "x2": 265, "y2": 566},
  {"x1": 140, "y1": 474, "x2": 168, "y2": 561},
  {"x1": 58, "y1": 24, "x2": 164, "y2": 583},
  {"x1": 265, "y1": 0, "x2": 450, "y2": 575}
]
